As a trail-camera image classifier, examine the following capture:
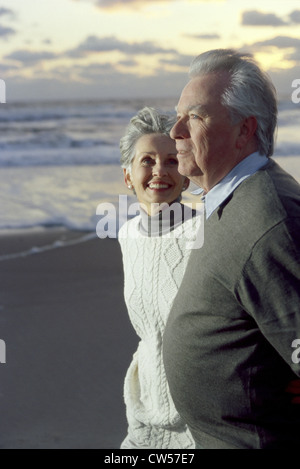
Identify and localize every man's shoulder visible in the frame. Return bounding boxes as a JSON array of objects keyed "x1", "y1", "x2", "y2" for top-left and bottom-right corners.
[
  {"x1": 235, "y1": 158, "x2": 300, "y2": 221},
  {"x1": 204, "y1": 159, "x2": 300, "y2": 253},
  {"x1": 251, "y1": 158, "x2": 299, "y2": 193}
]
